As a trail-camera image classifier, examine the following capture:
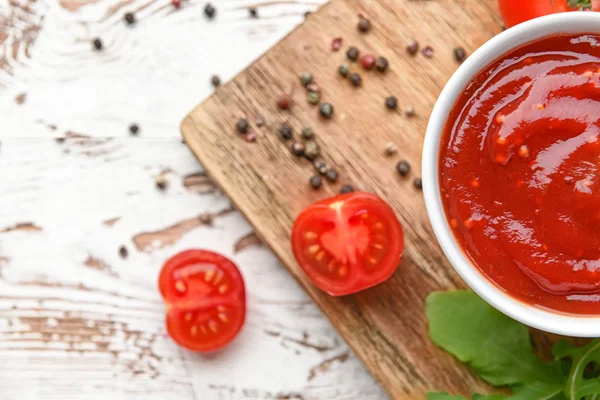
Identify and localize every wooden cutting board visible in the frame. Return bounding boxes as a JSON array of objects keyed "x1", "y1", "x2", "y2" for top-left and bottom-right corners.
[{"x1": 181, "y1": 0, "x2": 504, "y2": 397}]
